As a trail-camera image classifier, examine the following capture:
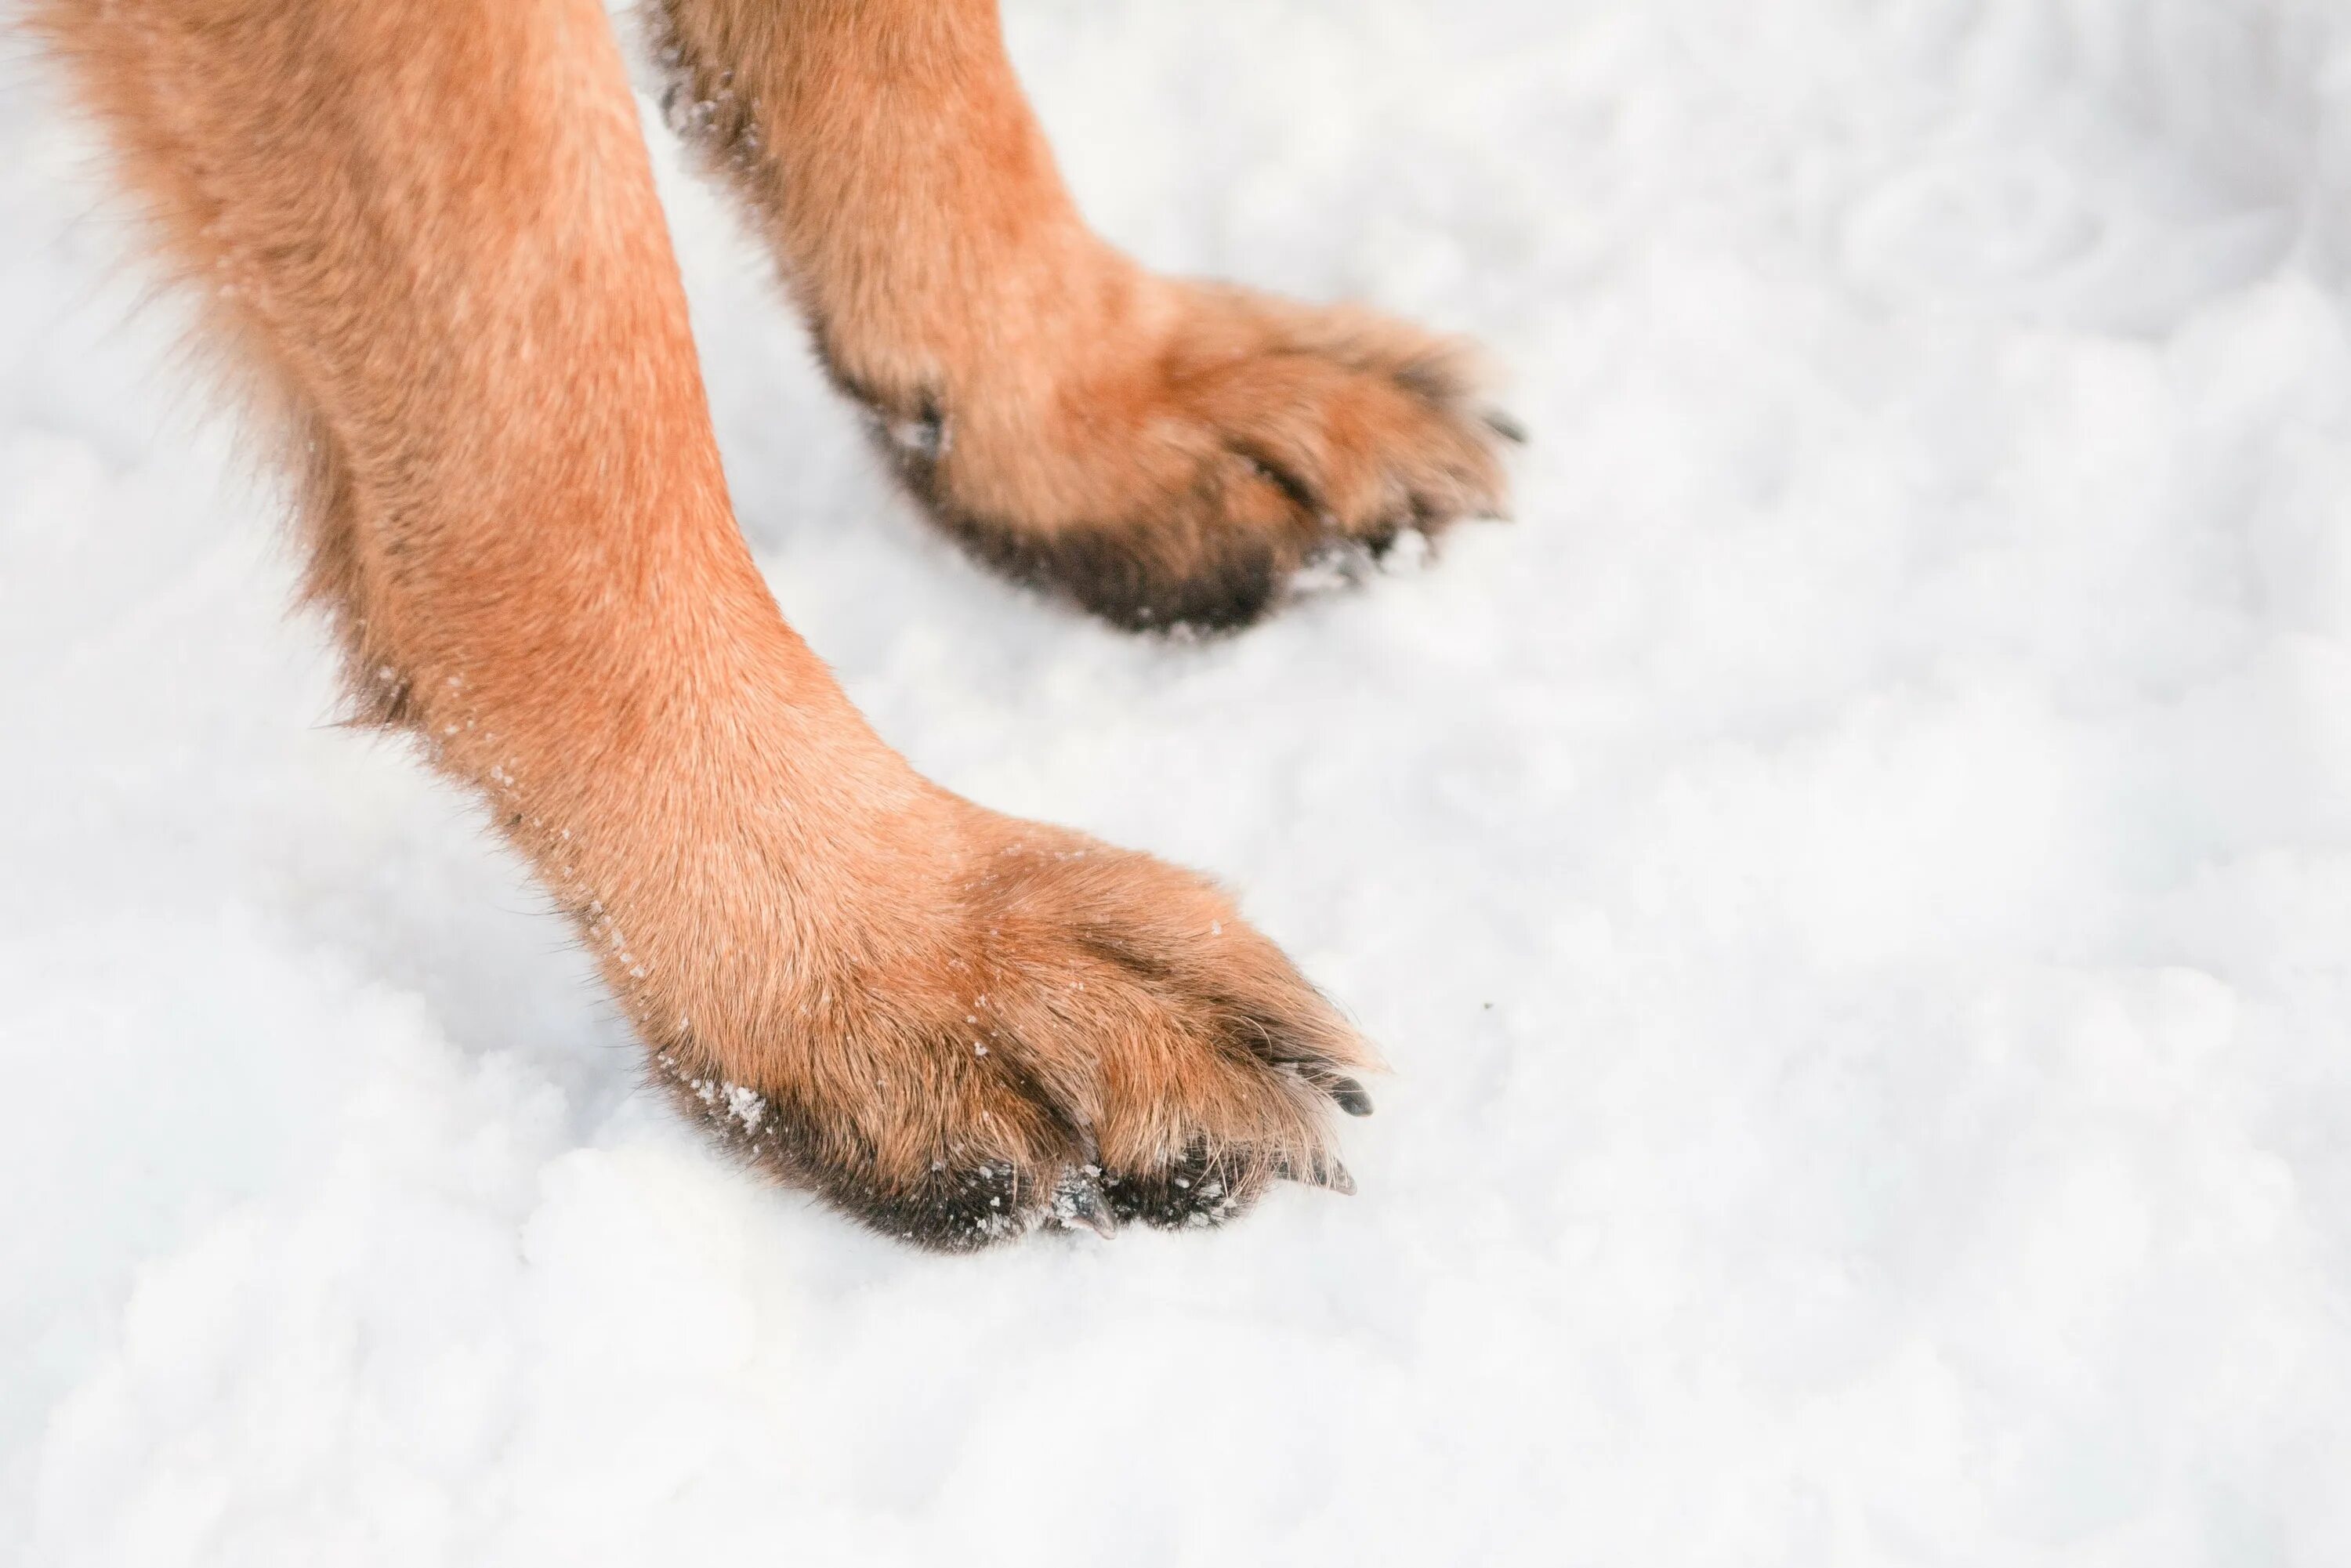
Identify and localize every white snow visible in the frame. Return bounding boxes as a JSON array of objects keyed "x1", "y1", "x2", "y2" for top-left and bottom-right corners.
[{"x1": 7, "y1": 0, "x2": 2351, "y2": 1561}]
